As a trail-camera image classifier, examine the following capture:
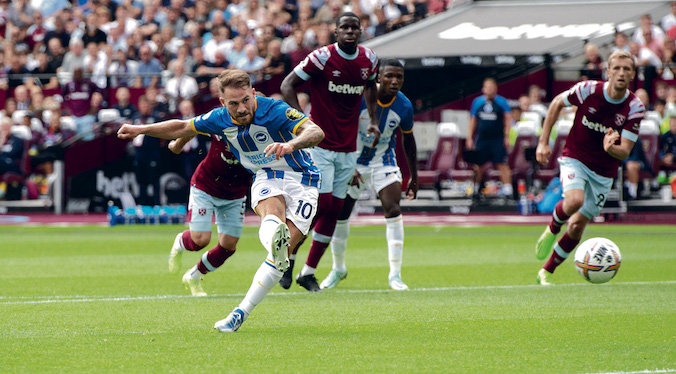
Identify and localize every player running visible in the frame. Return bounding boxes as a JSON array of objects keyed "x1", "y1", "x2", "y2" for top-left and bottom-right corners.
[
  {"x1": 320, "y1": 59, "x2": 419, "y2": 291},
  {"x1": 166, "y1": 133, "x2": 251, "y2": 296},
  {"x1": 118, "y1": 69, "x2": 324, "y2": 332},
  {"x1": 534, "y1": 50, "x2": 644, "y2": 285}
]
